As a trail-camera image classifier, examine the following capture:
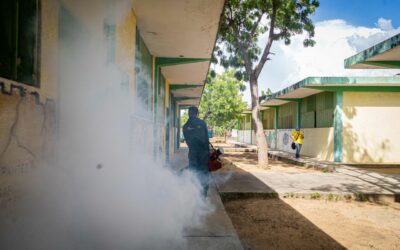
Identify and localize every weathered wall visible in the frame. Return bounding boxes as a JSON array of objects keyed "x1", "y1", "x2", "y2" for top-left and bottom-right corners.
[
  {"x1": 276, "y1": 129, "x2": 294, "y2": 153},
  {"x1": 343, "y1": 92, "x2": 400, "y2": 164},
  {"x1": 237, "y1": 130, "x2": 252, "y2": 145},
  {"x1": 0, "y1": 0, "x2": 58, "y2": 215},
  {"x1": 116, "y1": 9, "x2": 136, "y2": 97},
  {"x1": 265, "y1": 129, "x2": 276, "y2": 149},
  {"x1": 274, "y1": 128, "x2": 333, "y2": 160}
]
